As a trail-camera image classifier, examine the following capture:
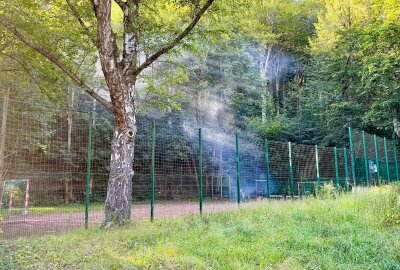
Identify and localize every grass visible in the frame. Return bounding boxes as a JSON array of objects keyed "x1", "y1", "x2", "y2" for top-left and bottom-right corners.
[{"x1": 1, "y1": 184, "x2": 400, "y2": 270}]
